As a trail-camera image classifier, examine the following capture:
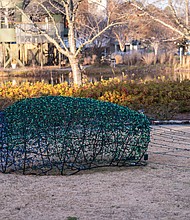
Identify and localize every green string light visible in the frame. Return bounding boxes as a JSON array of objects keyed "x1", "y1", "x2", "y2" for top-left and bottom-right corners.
[{"x1": 0, "y1": 96, "x2": 150, "y2": 175}]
